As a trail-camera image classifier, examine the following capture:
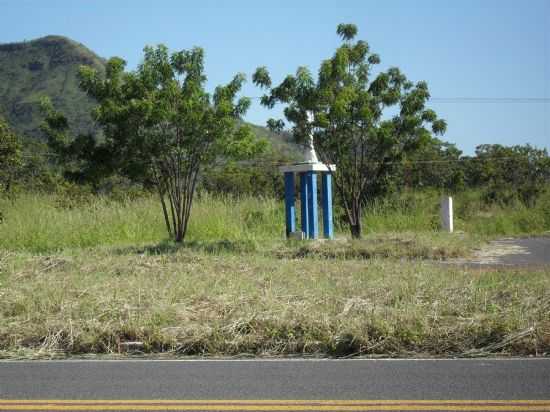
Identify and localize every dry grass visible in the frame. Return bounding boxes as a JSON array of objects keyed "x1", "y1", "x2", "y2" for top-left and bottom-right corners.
[
  {"x1": 1, "y1": 246, "x2": 548, "y2": 359},
  {"x1": 275, "y1": 232, "x2": 480, "y2": 261},
  {"x1": 0, "y1": 192, "x2": 548, "y2": 358}
]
